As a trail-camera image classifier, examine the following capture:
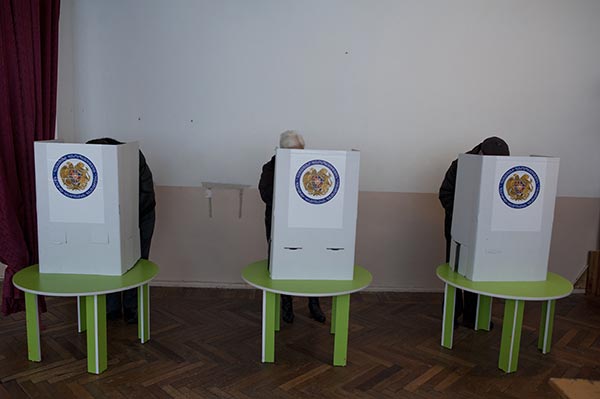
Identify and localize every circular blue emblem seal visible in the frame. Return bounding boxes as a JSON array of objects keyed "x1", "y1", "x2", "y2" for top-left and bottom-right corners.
[
  {"x1": 52, "y1": 153, "x2": 98, "y2": 199},
  {"x1": 498, "y1": 165, "x2": 540, "y2": 209},
  {"x1": 295, "y1": 159, "x2": 340, "y2": 204}
]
